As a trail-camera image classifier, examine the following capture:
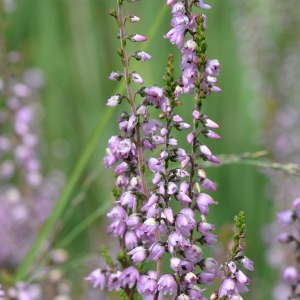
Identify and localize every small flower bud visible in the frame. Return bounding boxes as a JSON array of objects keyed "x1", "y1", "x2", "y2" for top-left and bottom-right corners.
[
  {"x1": 198, "y1": 221, "x2": 215, "y2": 234},
  {"x1": 187, "y1": 132, "x2": 194, "y2": 144},
  {"x1": 108, "y1": 9, "x2": 117, "y2": 18},
  {"x1": 195, "y1": 1, "x2": 211, "y2": 10},
  {"x1": 170, "y1": 257, "x2": 181, "y2": 271},
  {"x1": 201, "y1": 178, "x2": 216, "y2": 192},
  {"x1": 175, "y1": 85, "x2": 183, "y2": 97},
  {"x1": 173, "y1": 115, "x2": 183, "y2": 122},
  {"x1": 227, "y1": 261, "x2": 237, "y2": 274},
  {"x1": 115, "y1": 162, "x2": 129, "y2": 174},
  {"x1": 206, "y1": 75, "x2": 217, "y2": 83},
  {"x1": 160, "y1": 127, "x2": 168, "y2": 136},
  {"x1": 235, "y1": 270, "x2": 250, "y2": 285},
  {"x1": 192, "y1": 110, "x2": 200, "y2": 120},
  {"x1": 151, "y1": 135, "x2": 165, "y2": 145},
  {"x1": 137, "y1": 105, "x2": 149, "y2": 118},
  {"x1": 197, "y1": 168, "x2": 206, "y2": 179},
  {"x1": 176, "y1": 169, "x2": 190, "y2": 178},
  {"x1": 203, "y1": 129, "x2": 221, "y2": 140},
  {"x1": 206, "y1": 155, "x2": 220, "y2": 164},
  {"x1": 204, "y1": 118, "x2": 219, "y2": 128},
  {"x1": 129, "y1": 15, "x2": 140, "y2": 22},
  {"x1": 277, "y1": 210, "x2": 295, "y2": 227},
  {"x1": 184, "y1": 39, "x2": 197, "y2": 50},
  {"x1": 106, "y1": 94, "x2": 122, "y2": 106},
  {"x1": 143, "y1": 218, "x2": 159, "y2": 235},
  {"x1": 134, "y1": 50, "x2": 151, "y2": 61},
  {"x1": 130, "y1": 34, "x2": 147, "y2": 42},
  {"x1": 239, "y1": 256, "x2": 254, "y2": 271},
  {"x1": 176, "y1": 122, "x2": 191, "y2": 130},
  {"x1": 164, "y1": 207, "x2": 174, "y2": 224},
  {"x1": 199, "y1": 144, "x2": 212, "y2": 157},
  {"x1": 181, "y1": 156, "x2": 190, "y2": 168},
  {"x1": 168, "y1": 138, "x2": 178, "y2": 146},
  {"x1": 211, "y1": 86, "x2": 222, "y2": 92},
  {"x1": 168, "y1": 182, "x2": 178, "y2": 194},
  {"x1": 108, "y1": 71, "x2": 123, "y2": 81},
  {"x1": 152, "y1": 172, "x2": 162, "y2": 185},
  {"x1": 184, "y1": 272, "x2": 198, "y2": 285},
  {"x1": 167, "y1": 0, "x2": 175, "y2": 5},
  {"x1": 239, "y1": 241, "x2": 246, "y2": 251},
  {"x1": 283, "y1": 266, "x2": 299, "y2": 286},
  {"x1": 131, "y1": 72, "x2": 144, "y2": 84},
  {"x1": 199, "y1": 258, "x2": 218, "y2": 272}
]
